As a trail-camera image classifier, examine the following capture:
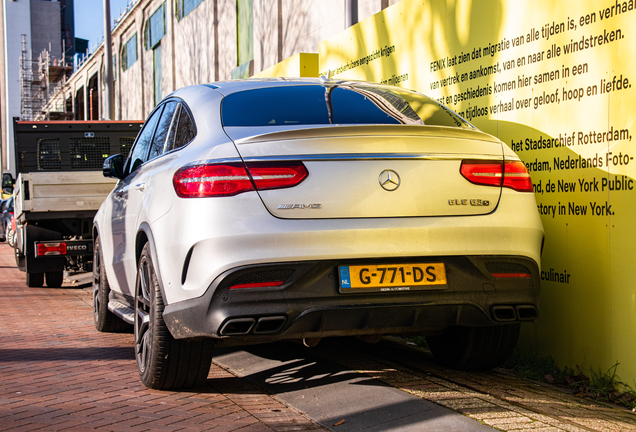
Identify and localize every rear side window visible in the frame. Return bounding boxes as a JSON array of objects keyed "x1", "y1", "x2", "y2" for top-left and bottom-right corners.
[
  {"x1": 148, "y1": 101, "x2": 179, "y2": 161},
  {"x1": 172, "y1": 105, "x2": 196, "y2": 150},
  {"x1": 221, "y1": 85, "x2": 469, "y2": 128}
]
